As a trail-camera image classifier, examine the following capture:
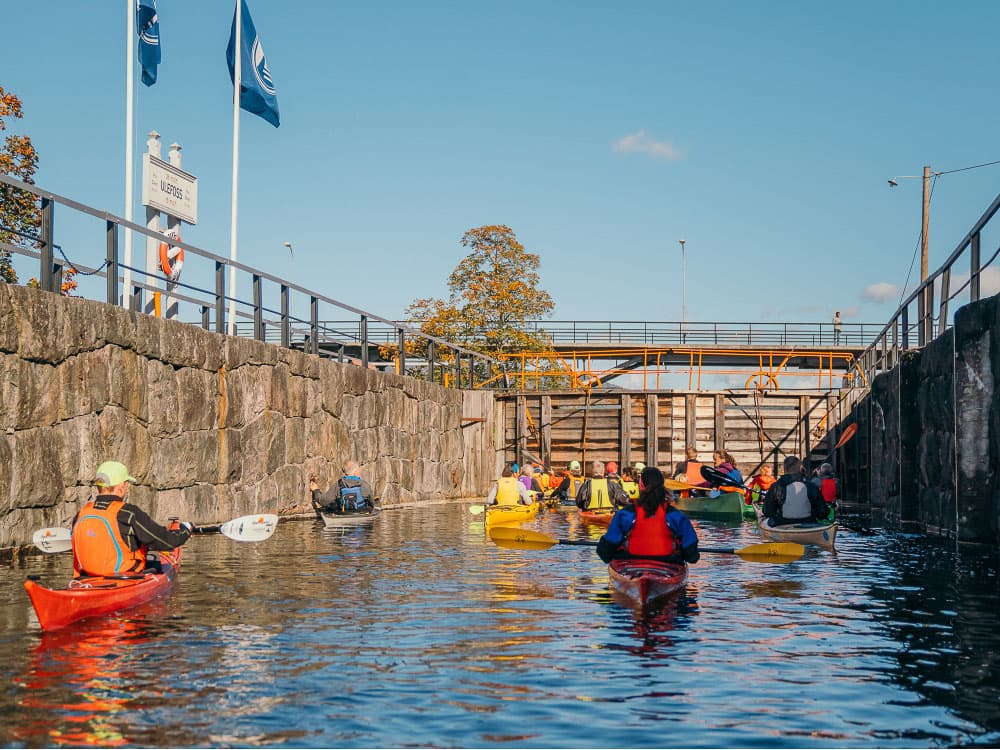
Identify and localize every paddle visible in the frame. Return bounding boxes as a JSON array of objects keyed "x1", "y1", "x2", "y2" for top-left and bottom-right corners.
[
  {"x1": 834, "y1": 423, "x2": 857, "y2": 449},
  {"x1": 31, "y1": 513, "x2": 279, "y2": 553},
  {"x1": 488, "y1": 526, "x2": 805, "y2": 563}
]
